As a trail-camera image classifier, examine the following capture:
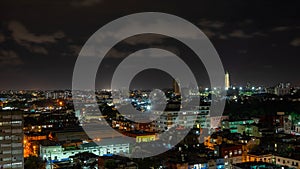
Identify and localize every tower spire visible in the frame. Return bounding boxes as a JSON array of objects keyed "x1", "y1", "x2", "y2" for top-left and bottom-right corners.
[{"x1": 225, "y1": 71, "x2": 230, "y2": 90}]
